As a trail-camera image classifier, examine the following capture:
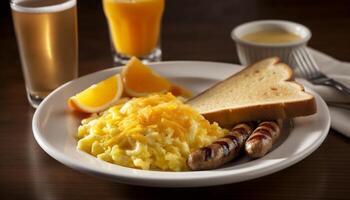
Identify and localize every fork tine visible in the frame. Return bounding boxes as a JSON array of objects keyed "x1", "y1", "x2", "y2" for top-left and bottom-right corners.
[
  {"x1": 293, "y1": 48, "x2": 311, "y2": 79},
  {"x1": 294, "y1": 48, "x2": 350, "y2": 95},
  {"x1": 300, "y1": 47, "x2": 321, "y2": 77}
]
